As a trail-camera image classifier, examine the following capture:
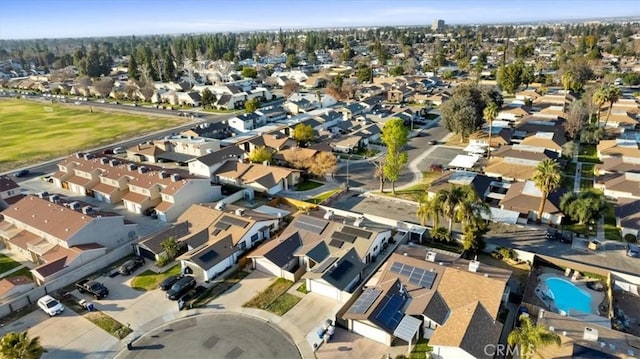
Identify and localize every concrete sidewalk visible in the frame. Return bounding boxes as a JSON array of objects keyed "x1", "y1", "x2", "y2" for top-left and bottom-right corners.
[{"x1": 396, "y1": 132, "x2": 454, "y2": 191}]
